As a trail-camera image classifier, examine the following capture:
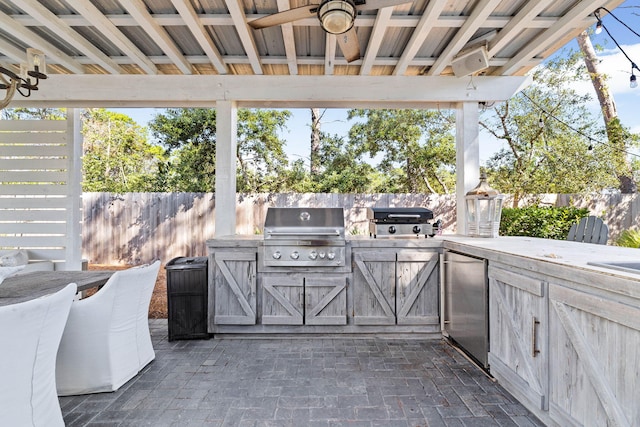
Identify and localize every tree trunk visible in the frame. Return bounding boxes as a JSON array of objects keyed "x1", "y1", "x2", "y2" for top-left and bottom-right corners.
[
  {"x1": 577, "y1": 30, "x2": 636, "y2": 193},
  {"x1": 310, "y1": 108, "x2": 321, "y2": 175}
]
